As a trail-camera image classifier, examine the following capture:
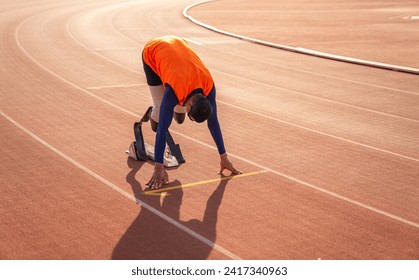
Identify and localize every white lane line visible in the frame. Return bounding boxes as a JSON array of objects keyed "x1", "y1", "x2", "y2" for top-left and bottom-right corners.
[
  {"x1": 66, "y1": 5, "x2": 145, "y2": 76},
  {"x1": 93, "y1": 47, "x2": 138, "y2": 51},
  {"x1": 16, "y1": 18, "x2": 138, "y2": 118},
  {"x1": 183, "y1": 37, "x2": 203, "y2": 45},
  {"x1": 87, "y1": 83, "x2": 145, "y2": 90},
  {"x1": 214, "y1": 67, "x2": 419, "y2": 124},
  {"x1": 216, "y1": 100, "x2": 419, "y2": 163},
  {"x1": 0, "y1": 110, "x2": 242, "y2": 260},
  {"x1": 169, "y1": 131, "x2": 419, "y2": 230},
  {"x1": 249, "y1": 80, "x2": 418, "y2": 123},
  {"x1": 214, "y1": 45, "x2": 419, "y2": 97},
  {"x1": 15, "y1": 4, "x2": 419, "y2": 229}
]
